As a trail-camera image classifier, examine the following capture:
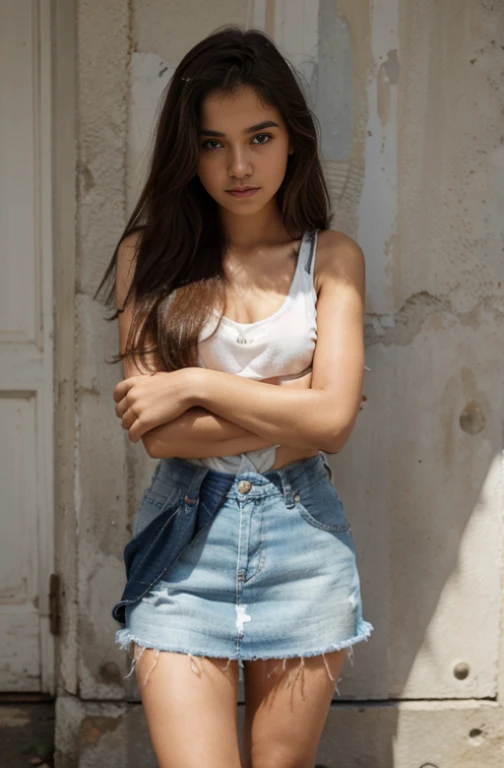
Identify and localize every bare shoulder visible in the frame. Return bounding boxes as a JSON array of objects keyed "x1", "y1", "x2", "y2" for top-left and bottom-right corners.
[
  {"x1": 314, "y1": 228, "x2": 365, "y2": 296},
  {"x1": 115, "y1": 229, "x2": 144, "y2": 310}
]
